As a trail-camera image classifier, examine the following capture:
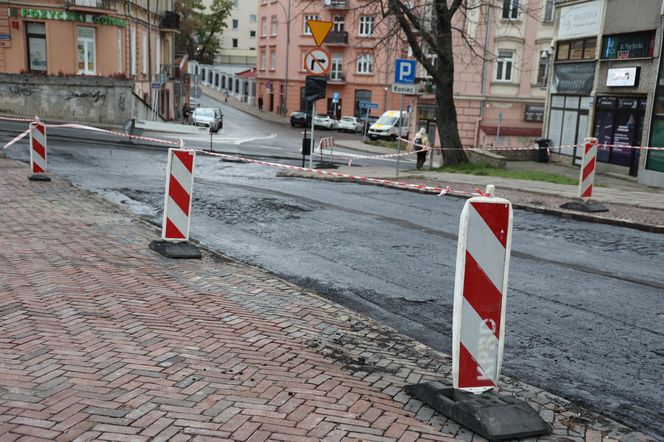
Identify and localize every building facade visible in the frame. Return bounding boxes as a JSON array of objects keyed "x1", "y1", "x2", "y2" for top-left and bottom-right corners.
[
  {"x1": 0, "y1": 0, "x2": 181, "y2": 120},
  {"x1": 215, "y1": 0, "x2": 257, "y2": 66},
  {"x1": 543, "y1": 0, "x2": 664, "y2": 186}
]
